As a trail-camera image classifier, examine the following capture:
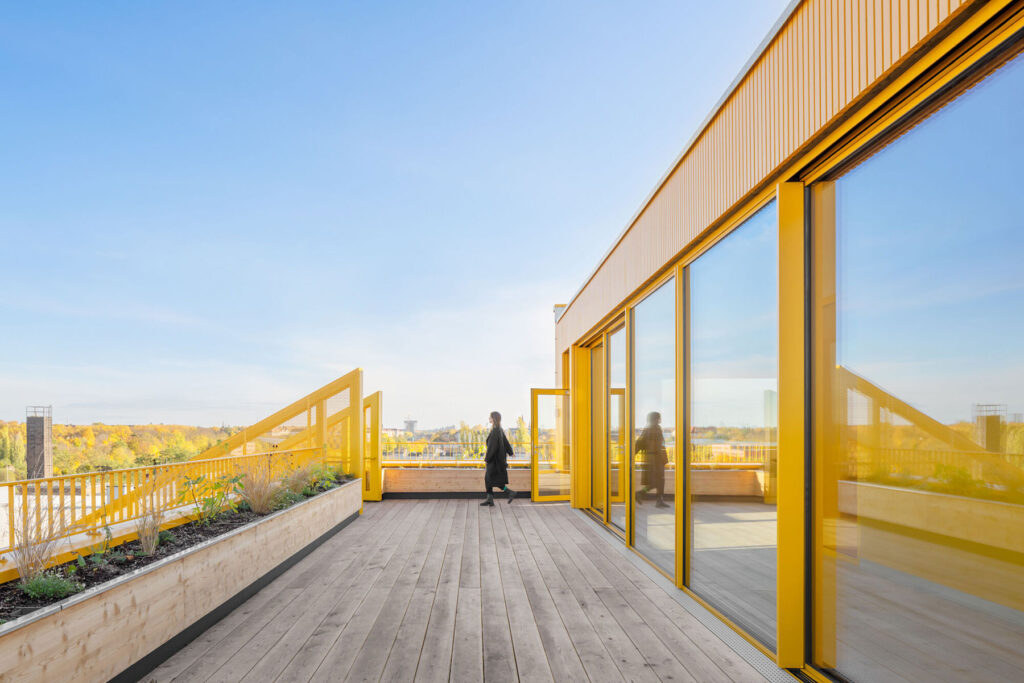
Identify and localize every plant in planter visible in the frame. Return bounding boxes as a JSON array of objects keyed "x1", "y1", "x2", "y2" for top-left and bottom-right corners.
[
  {"x1": 239, "y1": 455, "x2": 284, "y2": 514},
  {"x1": 178, "y1": 473, "x2": 243, "y2": 526},
  {"x1": 10, "y1": 497, "x2": 83, "y2": 592},
  {"x1": 19, "y1": 571, "x2": 83, "y2": 600},
  {"x1": 284, "y1": 465, "x2": 315, "y2": 496},
  {"x1": 310, "y1": 463, "x2": 340, "y2": 489},
  {"x1": 134, "y1": 466, "x2": 180, "y2": 555}
]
